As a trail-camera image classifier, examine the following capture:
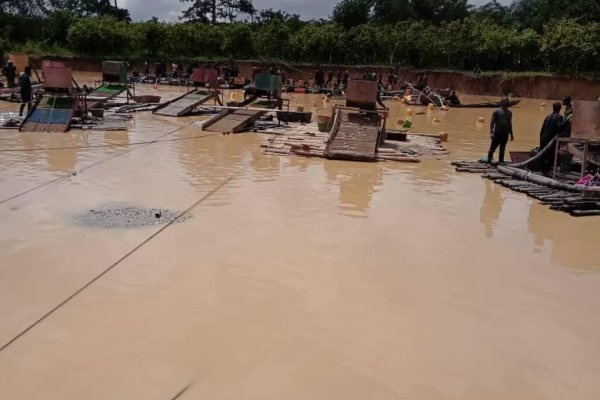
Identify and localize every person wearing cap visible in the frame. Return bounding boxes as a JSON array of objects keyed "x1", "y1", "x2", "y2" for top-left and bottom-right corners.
[
  {"x1": 487, "y1": 97, "x2": 514, "y2": 164},
  {"x1": 2, "y1": 60, "x2": 17, "y2": 88}
]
